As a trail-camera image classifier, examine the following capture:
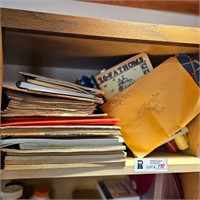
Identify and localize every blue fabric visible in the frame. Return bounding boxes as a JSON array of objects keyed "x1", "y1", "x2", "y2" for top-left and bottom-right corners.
[{"x1": 175, "y1": 53, "x2": 200, "y2": 87}]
